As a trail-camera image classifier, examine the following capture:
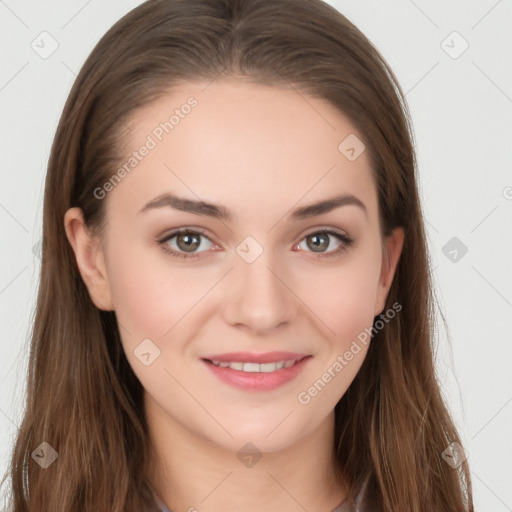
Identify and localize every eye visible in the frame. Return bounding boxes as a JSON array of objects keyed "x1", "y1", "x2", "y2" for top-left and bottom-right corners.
[
  {"x1": 295, "y1": 229, "x2": 354, "y2": 257},
  {"x1": 157, "y1": 229, "x2": 217, "y2": 260},
  {"x1": 157, "y1": 227, "x2": 354, "y2": 261}
]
